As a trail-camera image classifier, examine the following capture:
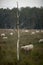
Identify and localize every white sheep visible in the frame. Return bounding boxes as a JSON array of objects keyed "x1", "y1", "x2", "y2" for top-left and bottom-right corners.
[
  {"x1": 21, "y1": 44, "x2": 34, "y2": 51},
  {"x1": 36, "y1": 30, "x2": 39, "y2": 33},
  {"x1": 25, "y1": 30, "x2": 29, "y2": 32},
  {"x1": 39, "y1": 39, "x2": 43, "y2": 43},
  {"x1": 3, "y1": 37, "x2": 8, "y2": 39},
  {"x1": 1, "y1": 33, "x2": 5, "y2": 37},
  {"x1": 21, "y1": 30, "x2": 29, "y2": 33},
  {"x1": 10, "y1": 32, "x2": 13, "y2": 35},
  {"x1": 31, "y1": 32, "x2": 35, "y2": 35}
]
